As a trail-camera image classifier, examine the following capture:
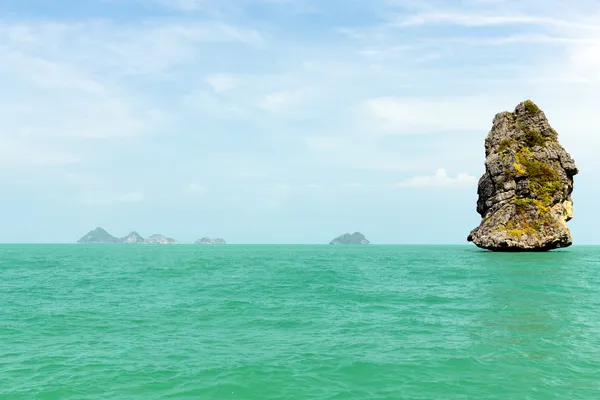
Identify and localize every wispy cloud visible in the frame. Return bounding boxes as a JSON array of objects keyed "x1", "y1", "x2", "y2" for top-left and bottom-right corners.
[
  {"x1": 305, "y1": 136, "x2": 341, "y2": 151},
  {"x1": 362, "y1": 96, "x2": 501, "y2": 135},
  {"x1": 0, "y1": 17, "x2": 266, "y2": 173},
  {"x1": 75, "y1": 190, "x2": 145, "y2": 206},
  {"x1": 394, "y1": 169, "x2": 478, "y2": 188},
  {"x1": 2, "y1": 0, "x2": 600, "y2": 244},
  {"x1": 188, "y1": 183, "x2": 207, "y2": 195},
  {"x1": 0, "y1": 138, "x2": 81, "y2": 167},
  {"x1": 154, "y1": 0, "x2": 206, "y2": 11},
  {"x1": 393, "y1": 13, "x2": 600, "y2": 30},
  {"x1": 205, "y1": 74, "x2": 238, "y2": 93},
  {"x1": 121, "y1": 192, "x2": 144, "y2": 203},
  {"x1": 567, "y1": 39, "x2": 600, "y2": 81}
]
